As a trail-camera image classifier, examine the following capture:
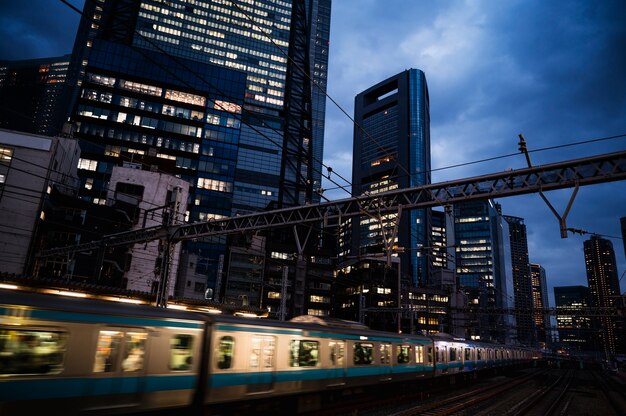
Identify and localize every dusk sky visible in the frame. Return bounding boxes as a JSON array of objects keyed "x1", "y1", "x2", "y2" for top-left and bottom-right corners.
[{"x1": 0, "y1": 0, "x2": 624, "y2": 307}]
